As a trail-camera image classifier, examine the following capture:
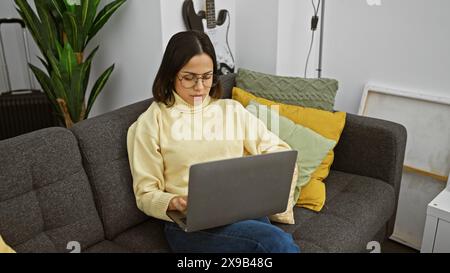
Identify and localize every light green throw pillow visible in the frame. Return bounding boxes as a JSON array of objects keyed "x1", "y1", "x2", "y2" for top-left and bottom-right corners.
[
  {"x1": 246, "y1": 100, "x2": 337, "y2": 202},
  {"x1": 237, "y1": 68, "x2": 338, "y2": 111}
]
